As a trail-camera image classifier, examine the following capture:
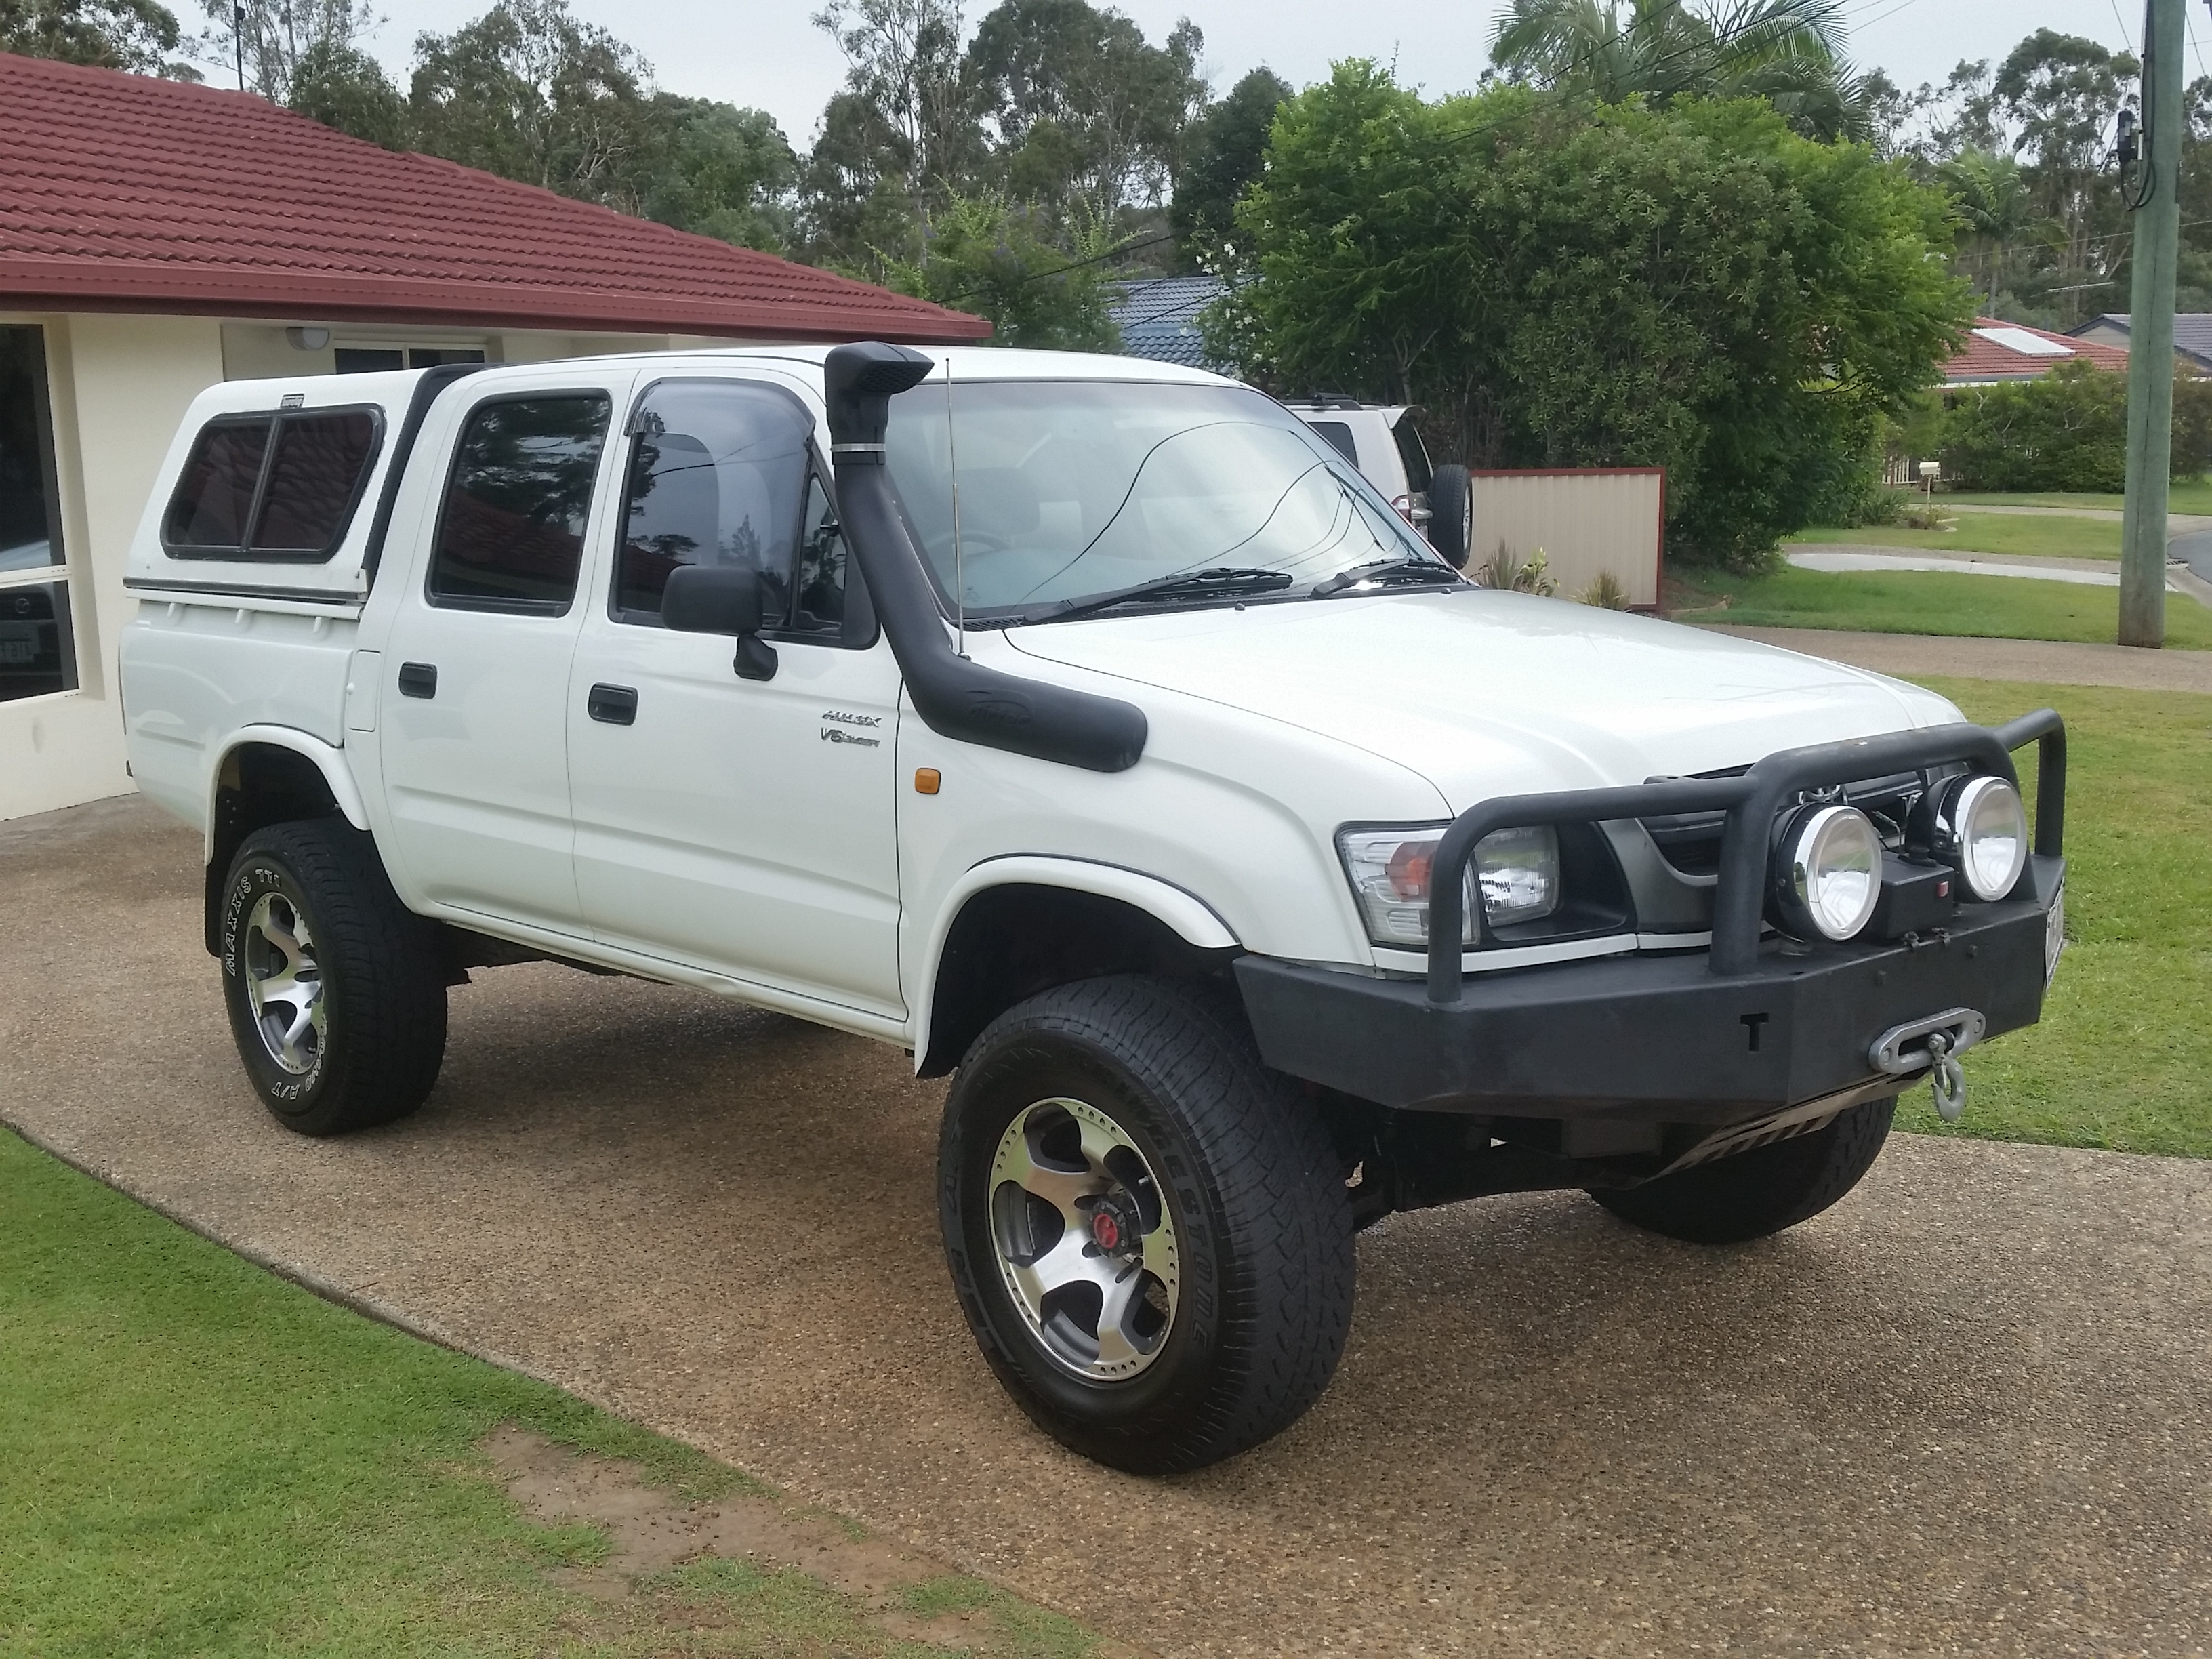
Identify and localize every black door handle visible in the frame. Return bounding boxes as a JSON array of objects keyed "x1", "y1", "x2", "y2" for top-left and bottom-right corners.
[
  {"x1": 587, "y1": 683, "x2": 638, "y2": 725},
  {"x1": 397, "y1": 661, "x2": 437, "y2": 699}
]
